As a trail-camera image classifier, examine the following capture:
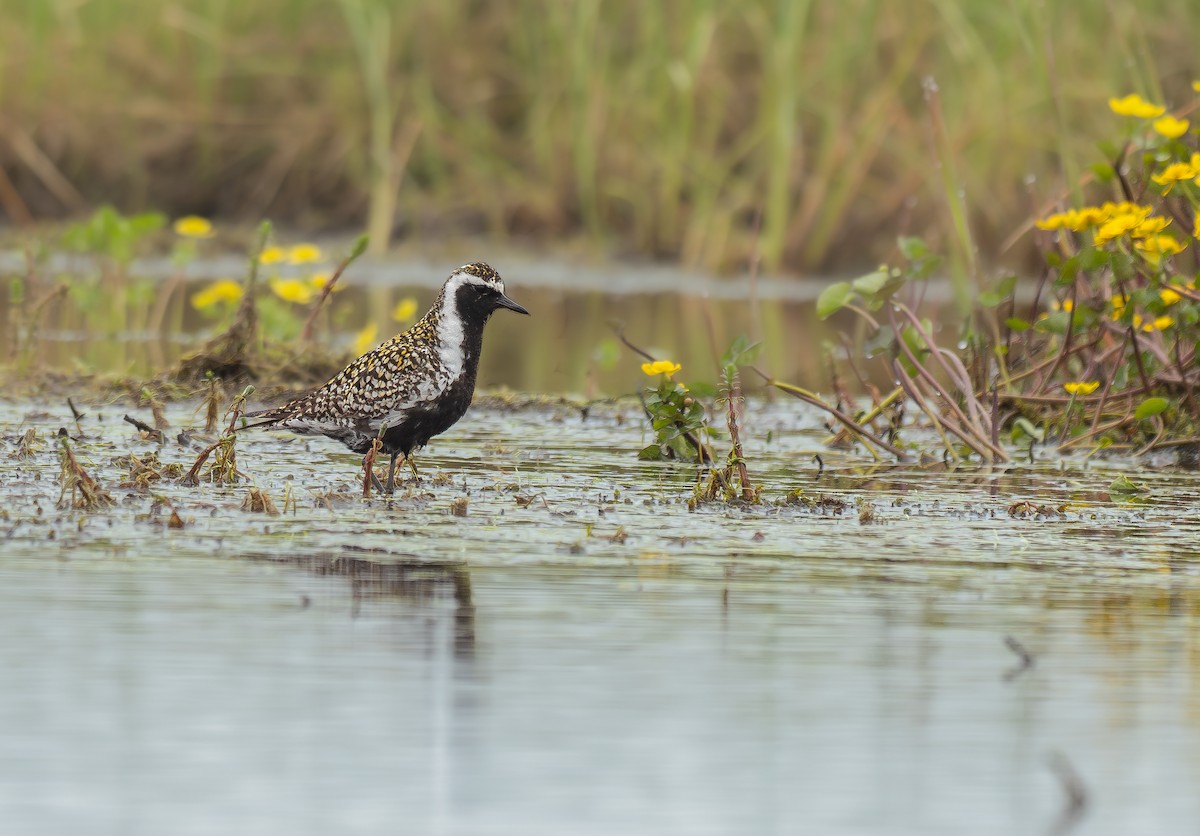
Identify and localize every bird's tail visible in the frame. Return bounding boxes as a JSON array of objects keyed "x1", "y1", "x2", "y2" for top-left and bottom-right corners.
[{"x1": 234, "y1": 405, "x2": 292, "y2": 432}]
